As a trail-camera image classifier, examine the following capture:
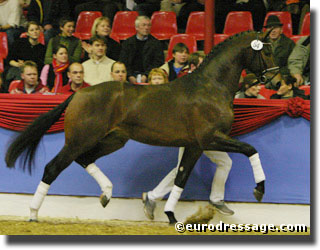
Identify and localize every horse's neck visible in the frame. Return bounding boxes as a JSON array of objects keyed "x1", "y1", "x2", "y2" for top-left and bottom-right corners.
[{"x1": 202, "y1": 44, "x2": 245, "y2": 96}]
